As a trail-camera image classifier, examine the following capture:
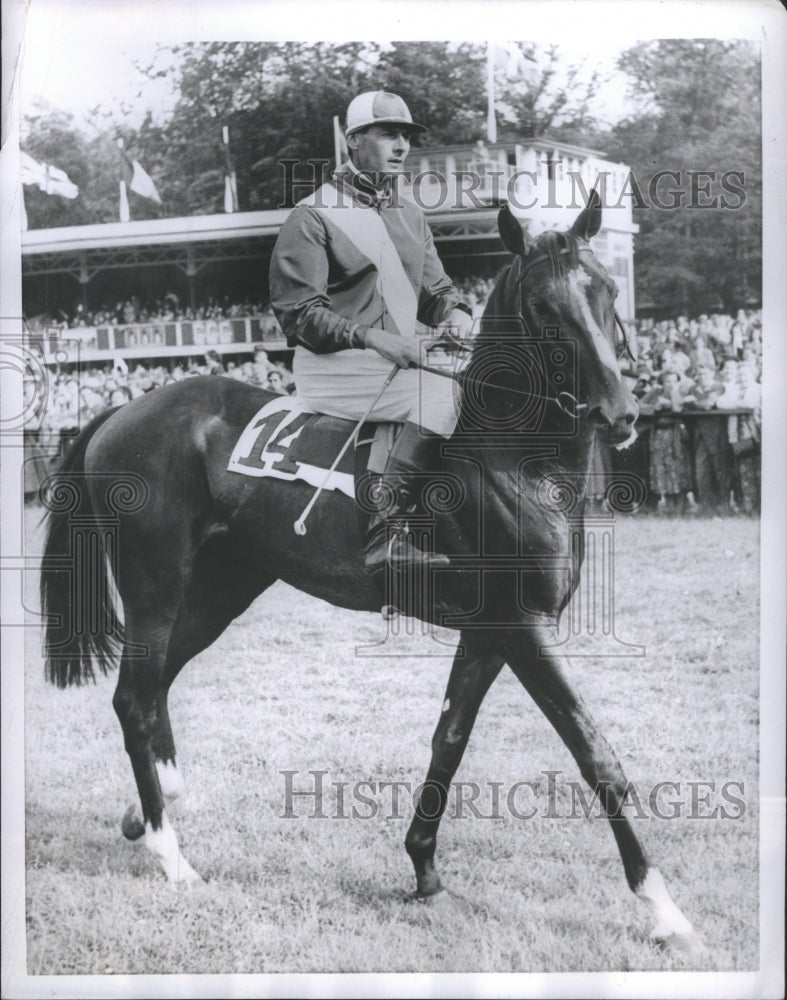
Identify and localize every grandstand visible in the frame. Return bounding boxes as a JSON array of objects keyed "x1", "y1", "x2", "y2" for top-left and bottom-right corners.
[{"x1": 21, "y1": 137, "x2": 637, "y2": 369}]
